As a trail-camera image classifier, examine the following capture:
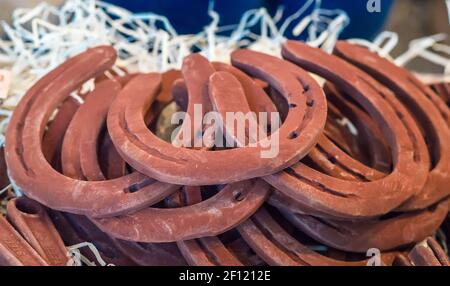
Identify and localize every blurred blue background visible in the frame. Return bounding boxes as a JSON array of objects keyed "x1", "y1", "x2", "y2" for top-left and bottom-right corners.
[{"x1": 106, "y1": 0, "x2": 394, "y2": 40}]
